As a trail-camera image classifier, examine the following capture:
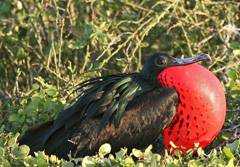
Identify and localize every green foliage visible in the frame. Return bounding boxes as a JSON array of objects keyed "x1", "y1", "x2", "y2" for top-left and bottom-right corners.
[
  {"x1": 2, "y1": 77, "x2": 64, "y2": 133},
  {"x1": 0, "y1": 133, "x2": 239, "y2": 166},
  {"x1": 0, "y1": 0, "x2": 239, "y2": 166},
  {"x1": 0, "y1": 133, "x2": 72, "y2": 166}
]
